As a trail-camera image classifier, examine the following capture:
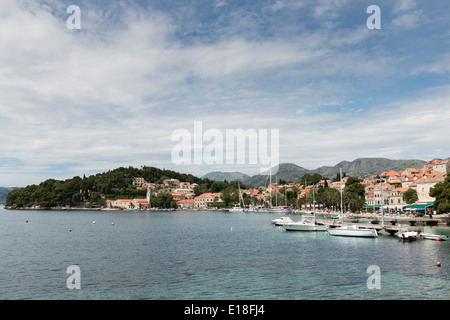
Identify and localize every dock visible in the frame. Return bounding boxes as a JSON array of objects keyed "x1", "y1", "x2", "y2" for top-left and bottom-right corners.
[{"x1": 317, "y1": 219, "x2": 423, "y2": 235}]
